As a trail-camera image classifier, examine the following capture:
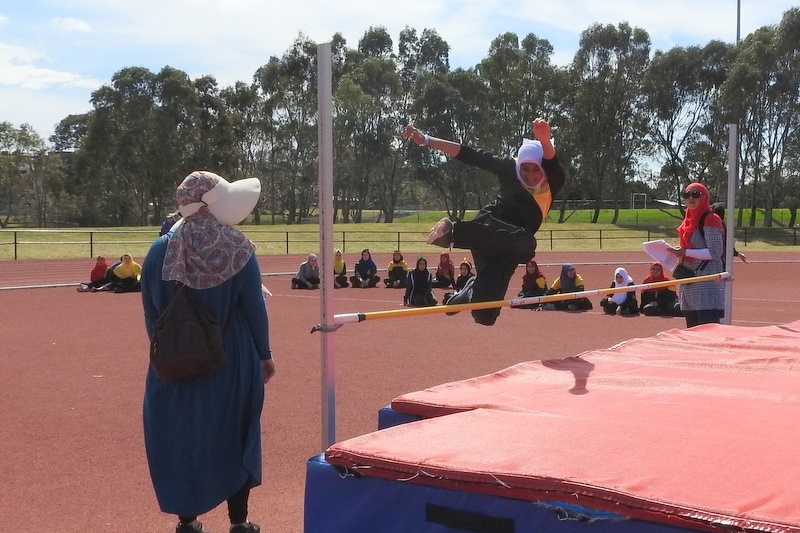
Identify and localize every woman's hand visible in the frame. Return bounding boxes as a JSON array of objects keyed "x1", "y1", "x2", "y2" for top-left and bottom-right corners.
[
  {"x1": 531, "y1": 118, "x2": 551, "y2": 142},
  {"x1": 262, "y1": 359, "x2": 276, "y2": 384},
  {"x1": 402, "y1": 124, "x2": 426, "y2": 146},
  {"x1": 667, "y1": 245, "x2": 687, "y2": 258}
]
